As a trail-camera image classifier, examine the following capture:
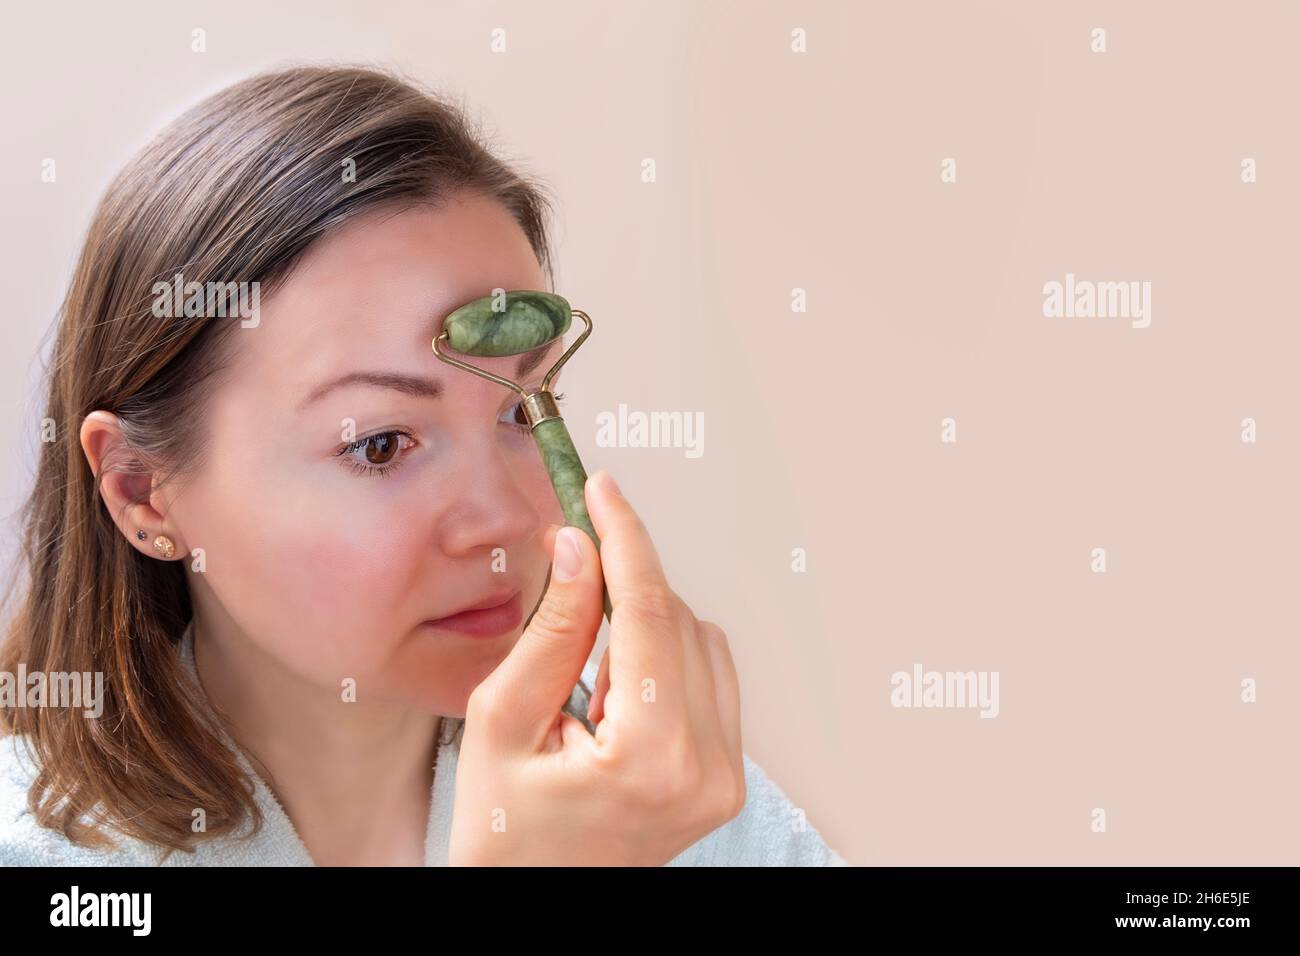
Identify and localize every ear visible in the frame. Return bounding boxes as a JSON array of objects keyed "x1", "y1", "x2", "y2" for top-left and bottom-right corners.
[{"x1": 80, "y1": 410, "x2": 187, "y2": 561}]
